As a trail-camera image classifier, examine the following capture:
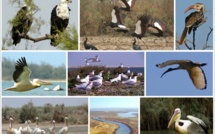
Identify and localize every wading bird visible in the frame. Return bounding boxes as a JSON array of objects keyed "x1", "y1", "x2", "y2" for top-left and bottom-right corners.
[
  {"x1": 22, "y1": 120, "x2": 32, "y2": 134},
  {"x1": 156, "y1": 60, "x2": 207, "y2": 89},
  {"x1": 168, "y1": 108, "x2": 209, "y2": 134},
  {"x1": 58, "y1": 117, "x2": 68, "y2": 134},
  {"x1": 32, "y1": 117, "x2": 45, "y2": 134},
  {"x1": 50, "y1": 0, "x2": 71, "y2": 46},
  {"x1": 83, "y1": 37, "x2": 98, "y2": 50},
  {"x1": 49, "y1": 120, "x2": 56, "y2": 134},
  {"x1": 7, "y1": 117, "x2": 22, "y2": 134},
  {"x1": 179, "y1": 3, "x2": 206, "y2": 45},
  {"x1": 5, "y1": 57, "x2": 52, "y2": 92},
  {"x1": 11, "y1": 4, "x2": 33, "y2": 46}
]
